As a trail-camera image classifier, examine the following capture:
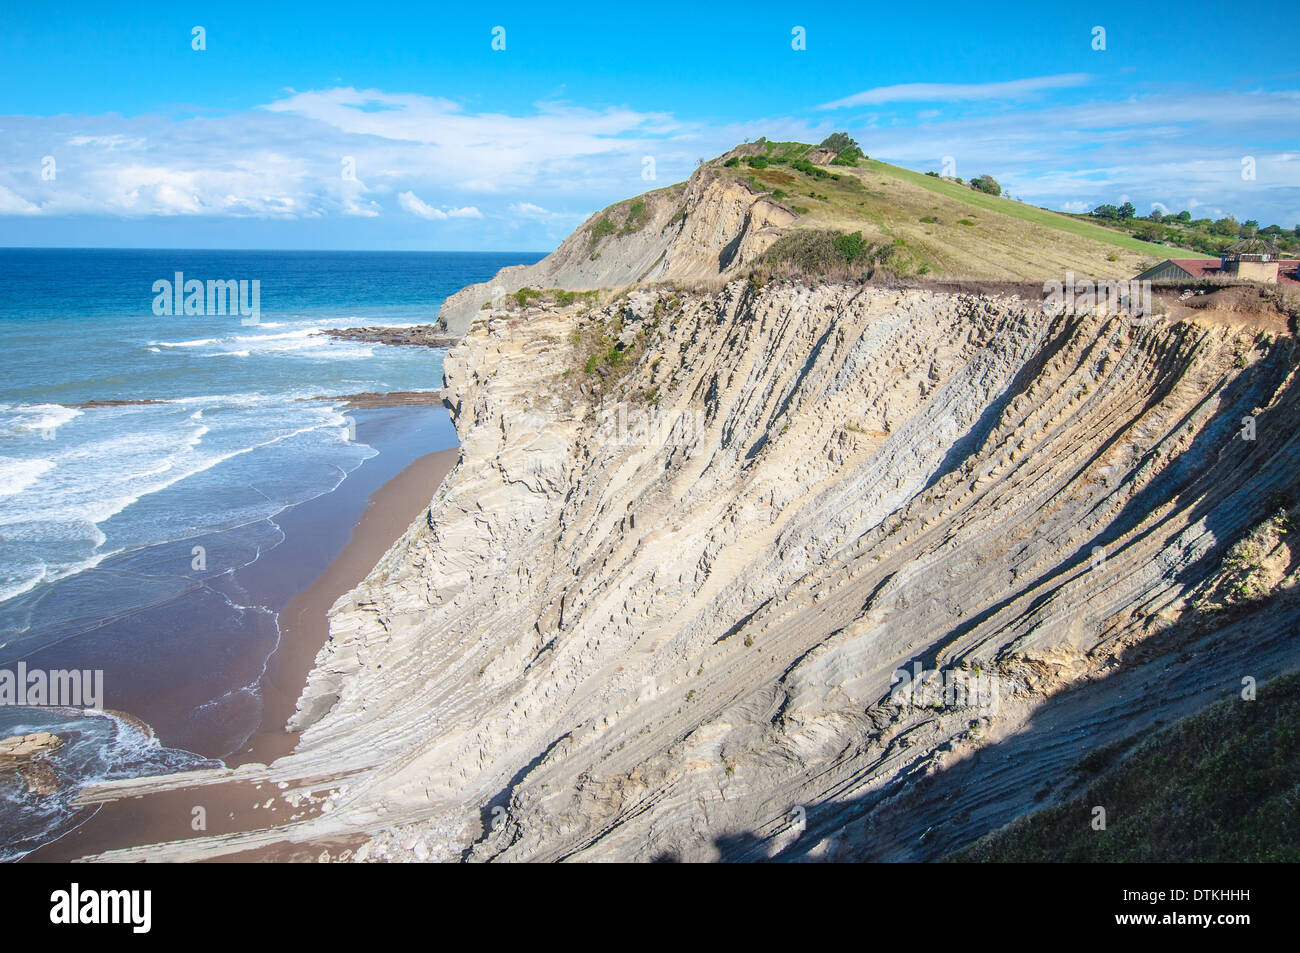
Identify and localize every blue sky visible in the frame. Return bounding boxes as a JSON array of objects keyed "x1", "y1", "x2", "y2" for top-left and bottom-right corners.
[{"x1": 1, "y1": 1, "x2": 1296, "y2": 249}]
